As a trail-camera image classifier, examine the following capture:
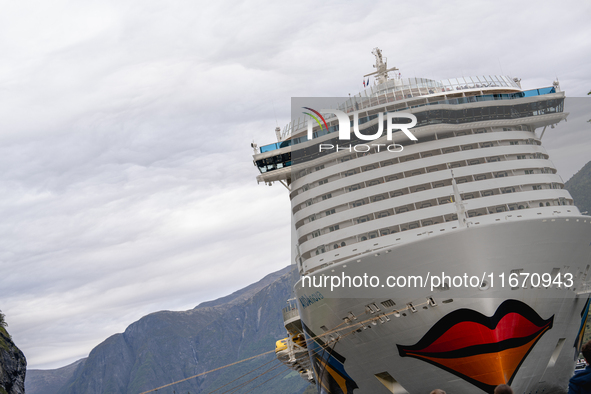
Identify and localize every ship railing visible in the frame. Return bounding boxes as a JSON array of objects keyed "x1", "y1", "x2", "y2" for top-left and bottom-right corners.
[
  {"x1": 261, "y1": 81, "x2": 554, "y2": 155},
  {"x1": 282, "y1": 306, "x2": 300, "y2": 323}
]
